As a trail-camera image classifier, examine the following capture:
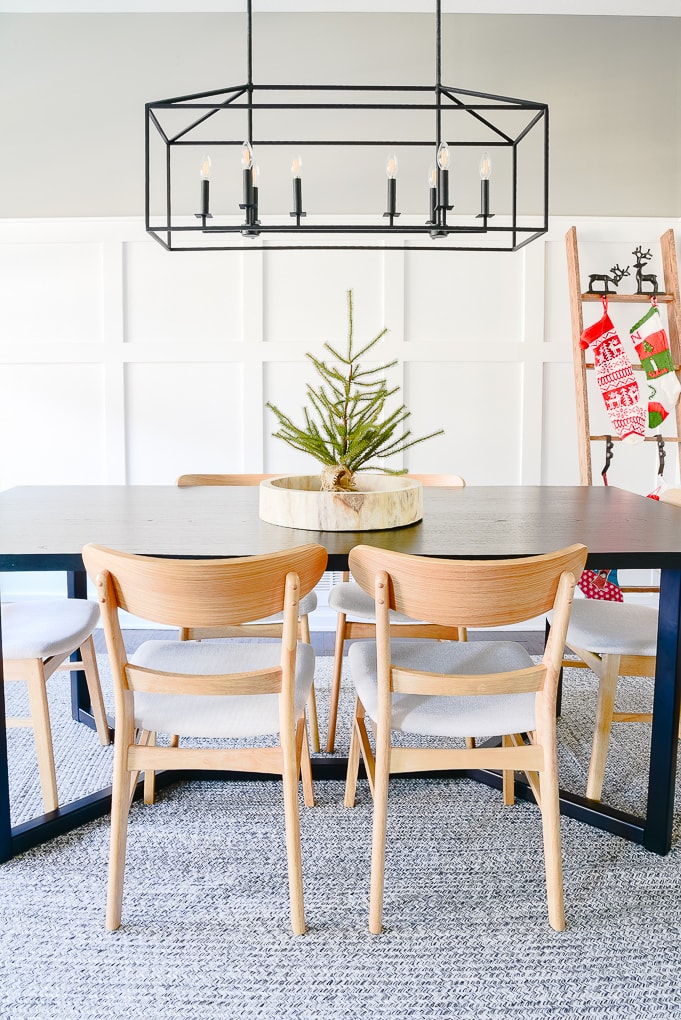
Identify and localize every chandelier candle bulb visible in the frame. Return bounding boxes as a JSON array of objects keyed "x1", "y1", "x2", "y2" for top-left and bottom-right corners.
[{"x1": 241, "y1": 141, "x2": 254, "y2": 210}]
